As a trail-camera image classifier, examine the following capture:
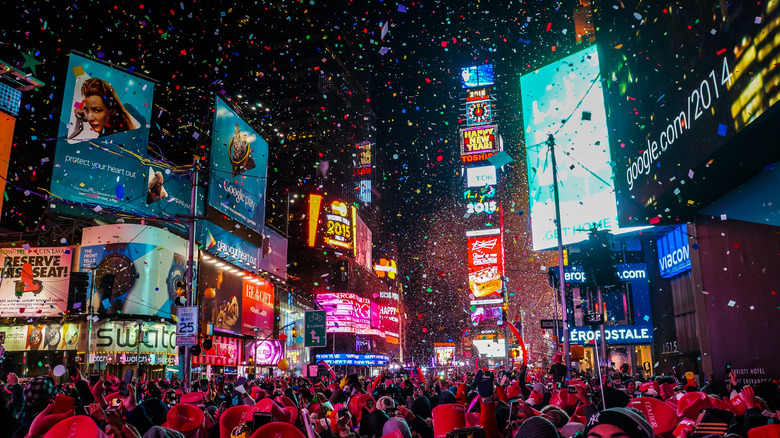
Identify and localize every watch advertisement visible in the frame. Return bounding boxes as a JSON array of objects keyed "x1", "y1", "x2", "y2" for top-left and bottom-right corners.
[
  {"x1": 90, "y1": 320, "x2": 177, "y2": 354},
  {"x1": 0, "y1": 323, "x2": 80, "y2": 351},
  {"x1": 80, "y1": 224, "x2": 188, "y2": 318},
  {"x1": 208, "y1": 97, "x2": 268, "y2": 234},
  {"x1": 0, "y1": 246, "x2": 74, "y2": 317}
]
